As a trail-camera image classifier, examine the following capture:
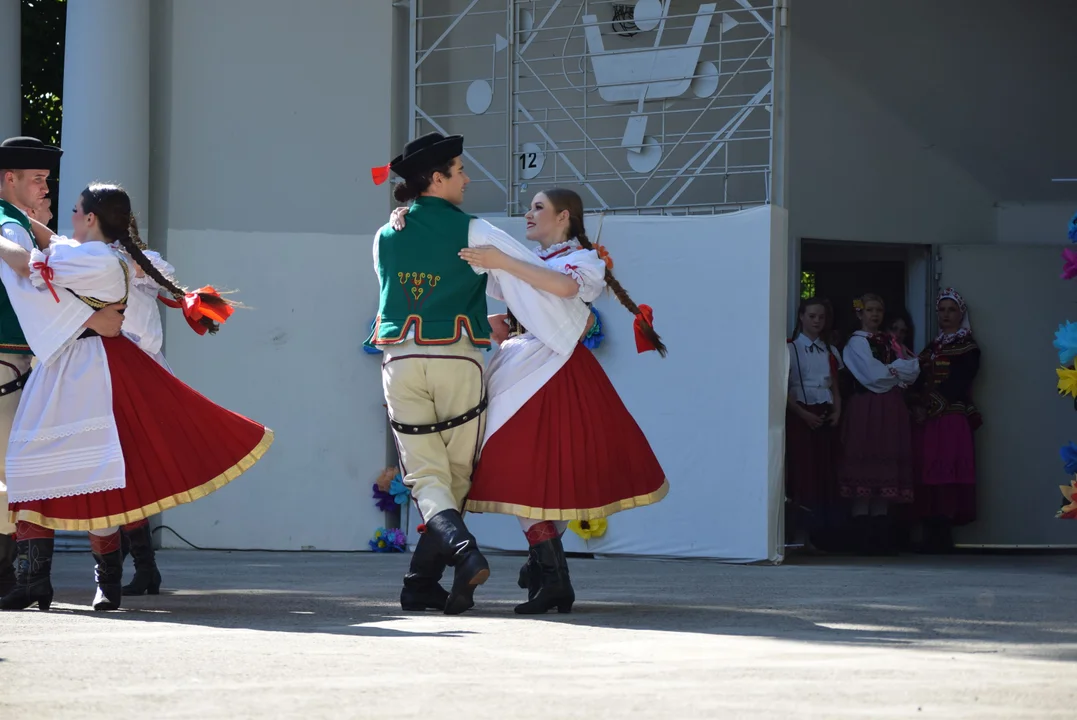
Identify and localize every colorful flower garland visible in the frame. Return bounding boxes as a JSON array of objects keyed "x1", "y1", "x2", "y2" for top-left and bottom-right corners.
[
  {"x1": 1056, "y1": 210, "x2": 1077, "y2": 518},
  {"x1": 369, "y1": 527, "x2": 408, "y2": 552}
]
